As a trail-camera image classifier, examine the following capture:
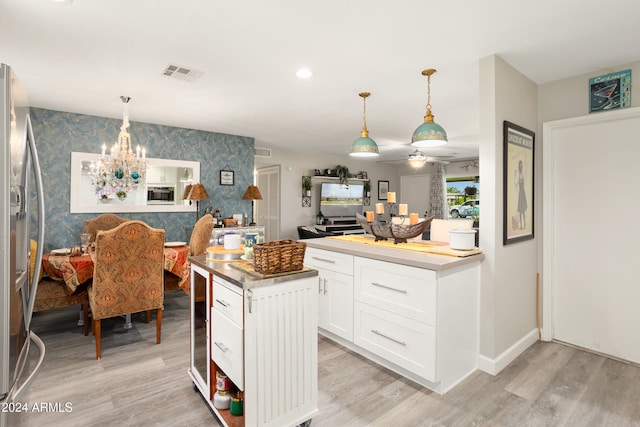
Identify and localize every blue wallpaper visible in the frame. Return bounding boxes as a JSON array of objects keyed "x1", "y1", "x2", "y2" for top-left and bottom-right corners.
[{"x1": 30, "y1": 108, "x2": 254, "y2": 251}]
